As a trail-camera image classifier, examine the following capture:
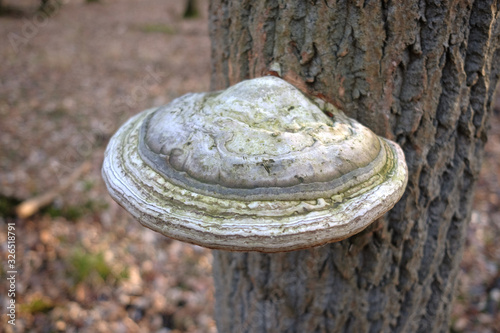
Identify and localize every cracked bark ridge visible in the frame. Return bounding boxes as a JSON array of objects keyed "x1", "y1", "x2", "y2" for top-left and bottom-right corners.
[{"x1": 209, "y1": 0, "x2": 500, "y2": 332}]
